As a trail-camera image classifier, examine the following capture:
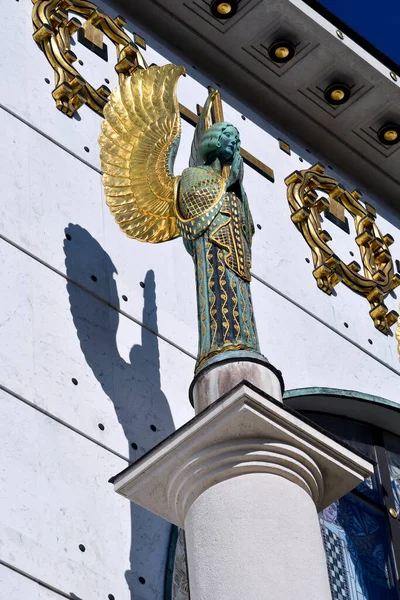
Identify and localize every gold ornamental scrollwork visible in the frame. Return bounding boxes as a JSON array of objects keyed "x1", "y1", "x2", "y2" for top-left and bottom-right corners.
[
  {"x1": 32, "y1": 0, "x2": 147, "y2": 117},
  {"x1": 31, "y1": 1, "x2": 275, "y2": 182},
  {"x1": 285, "y1": 163, "x2": 400, "y2": 335}
]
